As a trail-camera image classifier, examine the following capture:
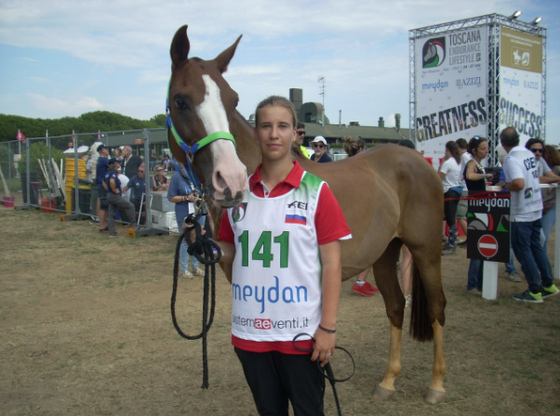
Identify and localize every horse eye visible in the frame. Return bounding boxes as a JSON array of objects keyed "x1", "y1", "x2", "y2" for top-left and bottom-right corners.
[{"x1": 174, "y1": 97, "x2": 189, "y2": 110}]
